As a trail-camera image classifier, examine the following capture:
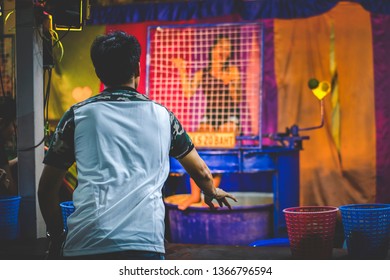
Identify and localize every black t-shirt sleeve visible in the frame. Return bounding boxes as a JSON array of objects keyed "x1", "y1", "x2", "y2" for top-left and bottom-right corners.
[
  {"x1": 43, "y1": 108, "x2": 76, "y2": 170},
  {"x1": 168, "y1": 110, "x2": 194, "y2": 159}
]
